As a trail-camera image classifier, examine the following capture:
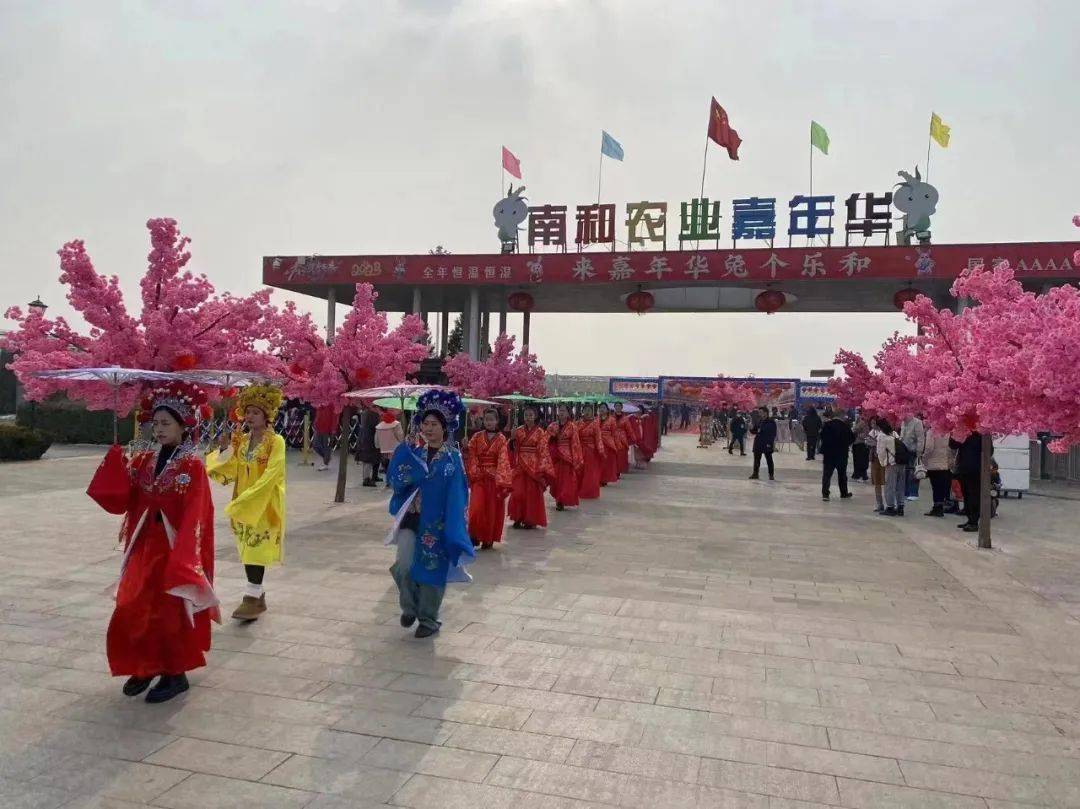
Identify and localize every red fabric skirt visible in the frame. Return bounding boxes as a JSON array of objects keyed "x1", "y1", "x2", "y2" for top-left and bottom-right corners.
[
  {"x1": 509, "y1": 472, "x2": 548, "y2": 527},
  {"x1": 551, "y1": 458, "x2": 580, "y2": 507},
  {"x1": 579, "y1": 446, "x2": 603, "y2": 499},
  {"x1": 601, "y1": 447, "x2": 620, "y2": 483},
  {"x1": 617, "y1": 447, "x2": 630, "y2": 474},
  {"x1": 468, "y1": 477, "x2": 508, "y2": 544},
  {"x1": 107, "y1": 521, "x2": 211, "y2": 677}
]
